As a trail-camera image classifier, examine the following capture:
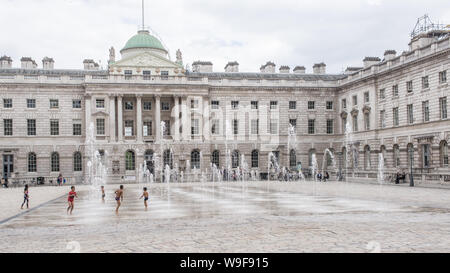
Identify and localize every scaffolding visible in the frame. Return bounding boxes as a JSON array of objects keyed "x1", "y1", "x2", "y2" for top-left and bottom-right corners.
[{"x1": 411, "y1": 14, "x2": 449, "y2": 38}]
